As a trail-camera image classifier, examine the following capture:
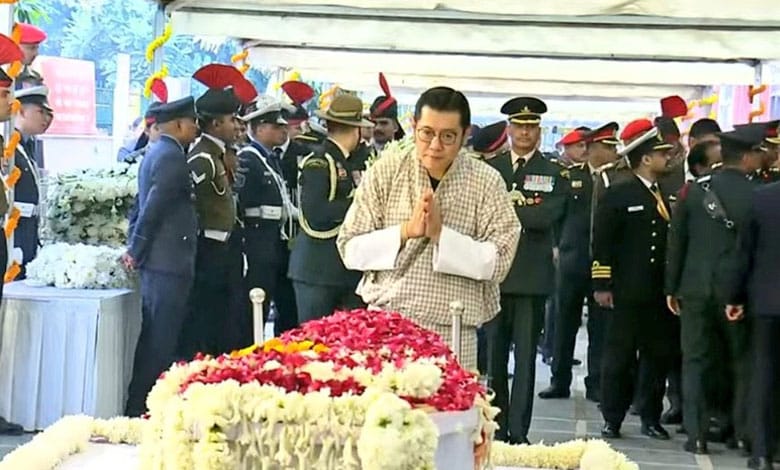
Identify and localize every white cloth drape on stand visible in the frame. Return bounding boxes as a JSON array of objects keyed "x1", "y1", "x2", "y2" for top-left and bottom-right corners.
[{"x1": 0, "y1": 282, "x2": 141, "y2": 431}]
